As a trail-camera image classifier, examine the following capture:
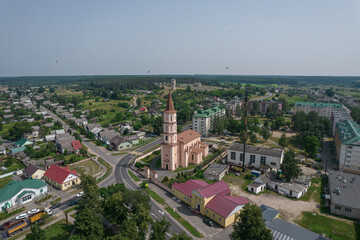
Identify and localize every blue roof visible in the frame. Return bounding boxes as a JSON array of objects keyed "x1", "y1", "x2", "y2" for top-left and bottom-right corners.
[{"x1": 10, "y1": 146, "x2": 26, "y2": 154}]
